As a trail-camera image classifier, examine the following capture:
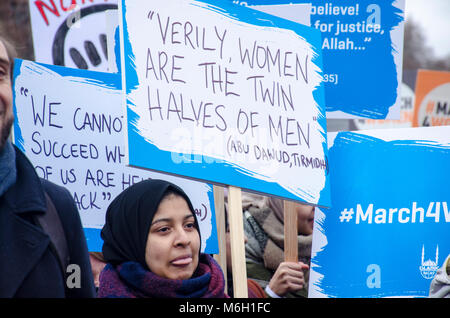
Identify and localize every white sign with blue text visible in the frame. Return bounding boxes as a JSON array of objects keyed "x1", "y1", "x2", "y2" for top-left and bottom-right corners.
[
  {"x1": 309, "y1": 126, "x2": 450, "y2": 297},
  {"x1": 12, "y1": 59, "x2": 218, "y2": 253},
  {"x1": 120, "y1": 0, "x2": 330, "y2": 206}
]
